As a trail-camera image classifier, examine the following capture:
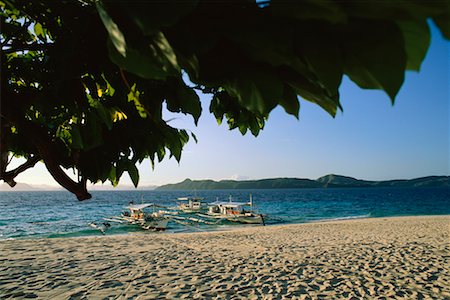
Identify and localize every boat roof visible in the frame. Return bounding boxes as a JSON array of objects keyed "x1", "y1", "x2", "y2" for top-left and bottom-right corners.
[
  {"x1": 126, "y1": 203, "x2": 155, "y2": 210},
  {"x1": 177, "y1": 197, "x2": 204, "y2": 201},
  {"x1": 209, "y1": 201, "x2": 250, "y2": 208}
]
